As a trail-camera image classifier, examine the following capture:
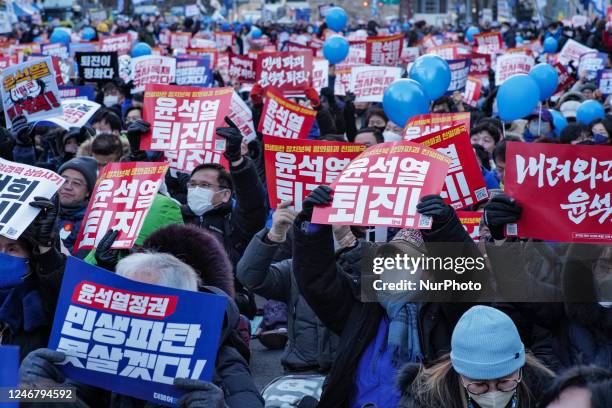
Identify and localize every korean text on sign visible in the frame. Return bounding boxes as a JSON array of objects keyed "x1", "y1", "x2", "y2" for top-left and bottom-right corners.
[
  {"x1": 457, "y1": 211, "x2": 483, "y2": 241},
  {"x1": 365, "y1": 34, "x2": 404, "y2": 67},
  {"x1": 349, "y1": 65, "x2": 401, "y2": 103},
  {"x1": 99, "y1": 34, "x2": 132, "y2": 55},
  {"x1": 46, "y1": 99, "x2": 101, "y2": 130},
  {"x1": 228, "y1": 53, "x2": 256, "y2": 83},
  {"x1": 403, "y1": 112, "x2": 471, "y2": 141},
  {"x1": 258, "y1": 87, "x2": 316, "y2": 140},
  {"x1": 312, "y1": 142, "x2": 451, "y2": 228},
  {"x1": 130, "y1": 56, "x2": 176, "y2": 93},
  {"x1": 77, "y1": 52, "x2": 118, "y2": 82},
  {"x1": 74, "y1": 162, "x2": 168, "y2": 251},
  {"x1": 255, "y1": 51, "x2": 313, "y2": 95},
  {"x1": 263, "y1": 136, "x2": 366, "y2": 210},
  {"x1": 48, "y1": 257, "x2": 227, "y2": 406}
]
